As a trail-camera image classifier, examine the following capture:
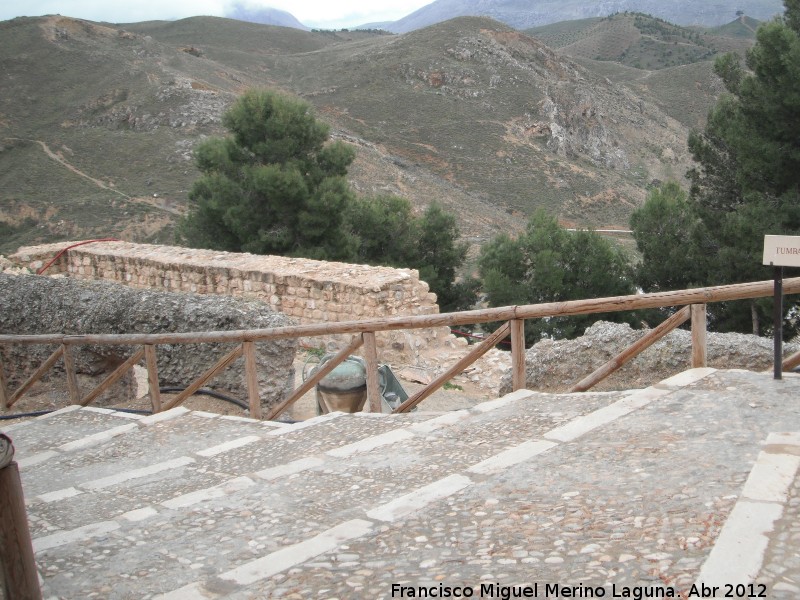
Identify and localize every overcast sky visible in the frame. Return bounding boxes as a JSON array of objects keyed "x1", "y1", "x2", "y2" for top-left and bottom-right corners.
[{"x1": 0, "y1": 0, "x2": 433, "y2": 28}]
